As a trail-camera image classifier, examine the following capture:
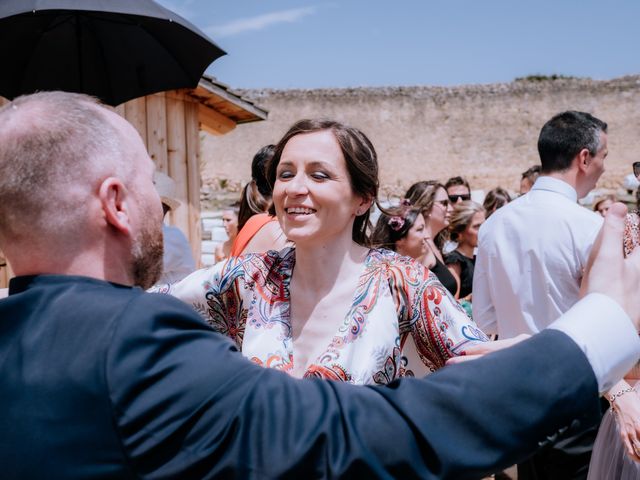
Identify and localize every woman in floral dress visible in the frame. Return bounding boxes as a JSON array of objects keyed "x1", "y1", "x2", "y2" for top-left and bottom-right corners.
[{"x1": 154, "y1": 119, "x2": 487, "y2": 384}]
